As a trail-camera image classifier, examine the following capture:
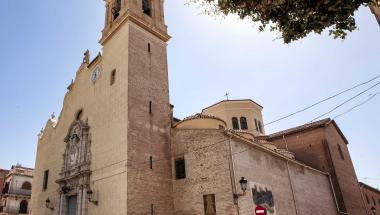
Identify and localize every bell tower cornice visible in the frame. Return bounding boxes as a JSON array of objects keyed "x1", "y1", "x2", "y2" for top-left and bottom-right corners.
[{"x1": 100, "y1": 0, "x2": 170, "y2": 45}]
